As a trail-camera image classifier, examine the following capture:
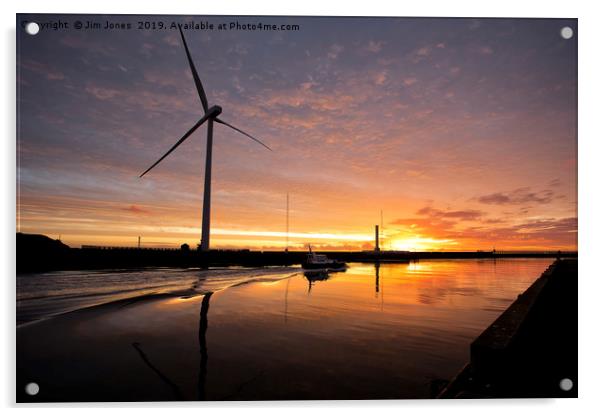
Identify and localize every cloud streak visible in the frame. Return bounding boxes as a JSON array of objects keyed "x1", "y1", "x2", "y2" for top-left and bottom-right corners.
[{"x1": 477, "y1": 187, "x2": 558, "y2": 205}]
